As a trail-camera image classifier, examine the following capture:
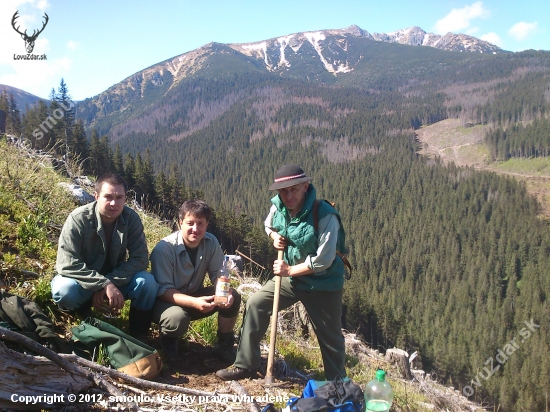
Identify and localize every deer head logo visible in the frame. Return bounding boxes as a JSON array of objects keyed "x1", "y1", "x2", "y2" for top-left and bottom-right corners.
[{"x1": 11, "y1": 11, "x2": 49, "y2": 54}]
